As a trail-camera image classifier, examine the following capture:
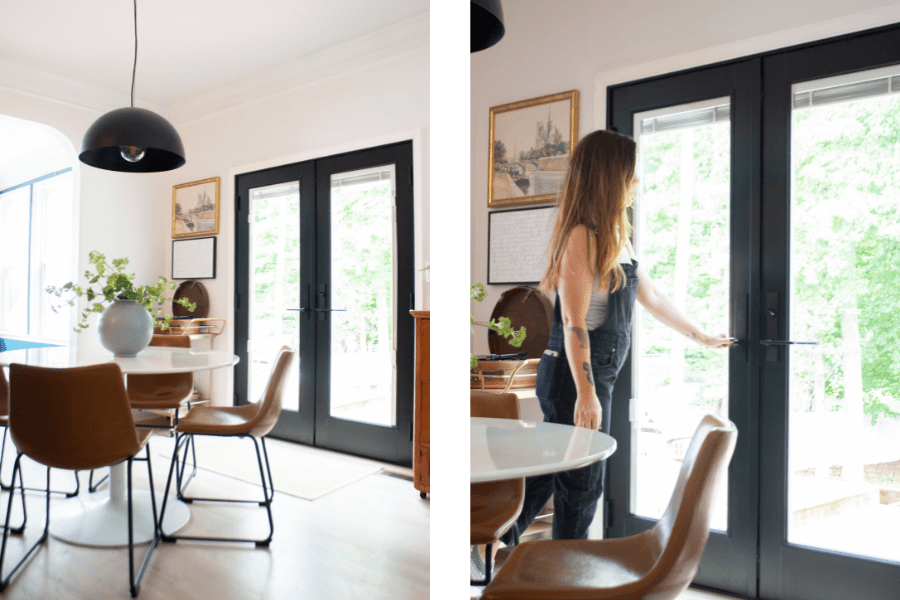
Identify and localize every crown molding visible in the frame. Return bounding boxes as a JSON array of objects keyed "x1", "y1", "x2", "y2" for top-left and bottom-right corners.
[
  {"x1": 167, "y1": 12, "x2": 429, "y2": 127},
  {"x1": 0, "y1": 12, "x2": 427, "y2": 127},
  {"x1": 0, "y1": 57, "x2": 167, "y2": 116}
]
